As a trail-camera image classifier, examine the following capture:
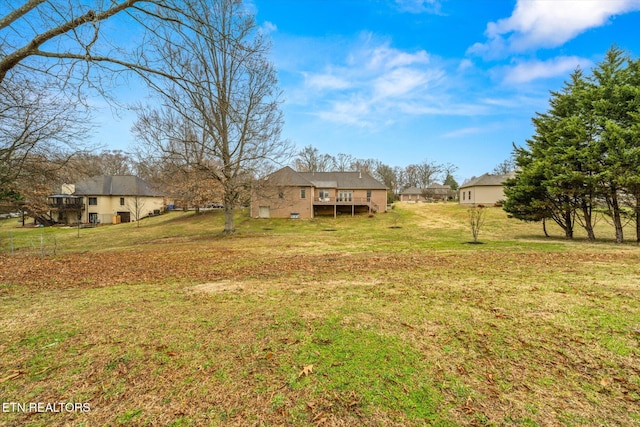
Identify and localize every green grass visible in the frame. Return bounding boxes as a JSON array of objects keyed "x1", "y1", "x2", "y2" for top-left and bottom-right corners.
[{"x1": 1, "y1": 203, "x2": 639, "y2": 425}]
